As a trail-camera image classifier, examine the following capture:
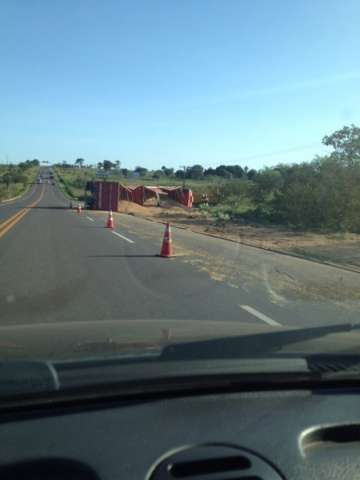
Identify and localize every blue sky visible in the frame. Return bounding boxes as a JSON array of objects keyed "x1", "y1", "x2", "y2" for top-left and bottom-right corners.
[{"x1": 1, "y1": 0, "x2": 360, "y2": 170}]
